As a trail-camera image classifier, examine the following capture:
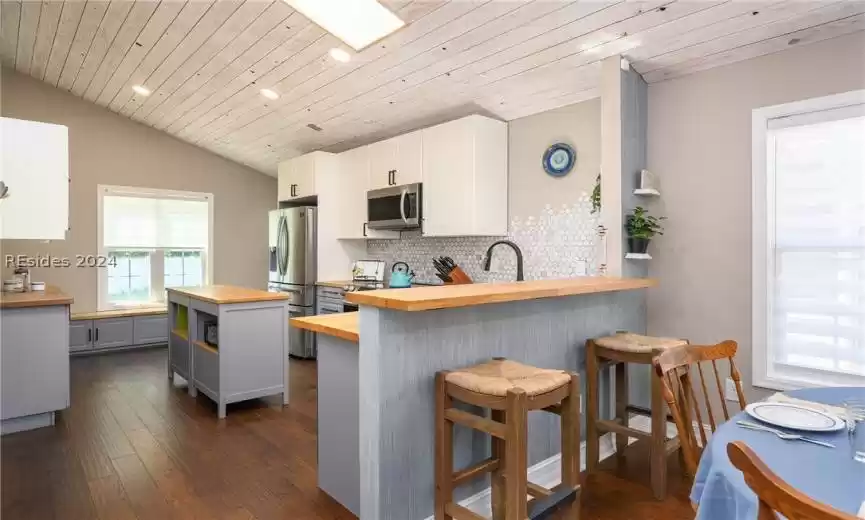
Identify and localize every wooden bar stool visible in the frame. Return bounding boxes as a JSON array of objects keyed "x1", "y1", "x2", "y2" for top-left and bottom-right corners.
[
  {"x1": 435, "y1": 358, "x2": 582, "y2": 520},
  {"x1": 585, "y1": 332, "x2": 688, "y2": 500}
]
